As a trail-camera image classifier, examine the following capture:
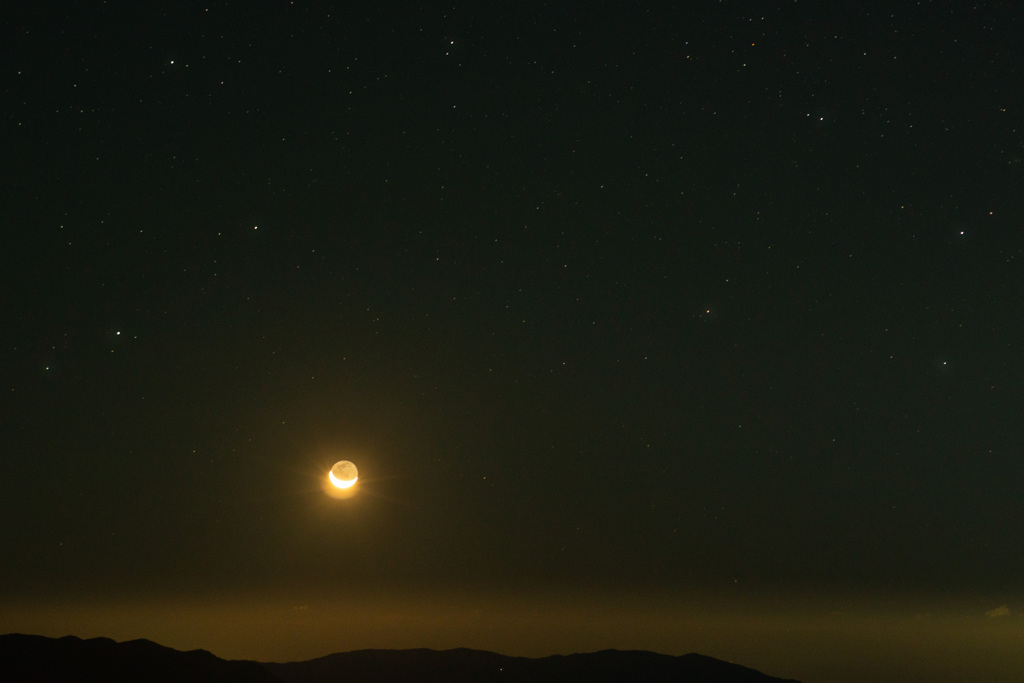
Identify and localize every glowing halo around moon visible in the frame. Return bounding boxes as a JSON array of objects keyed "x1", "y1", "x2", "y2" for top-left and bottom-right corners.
[{"x1": 328, "y1": 460, "x2": 358, "y2": 489}]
